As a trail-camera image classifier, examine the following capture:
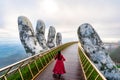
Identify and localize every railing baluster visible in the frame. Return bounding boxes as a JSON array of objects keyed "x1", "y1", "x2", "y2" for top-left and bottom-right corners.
[
  {"x1": 85, "y1": 64, "x2": 91, "y2": 72},
  {"x1": 49, "y1": 53, "x2": 52, "y2": 61},
  {"x1": 53, "y1": 52, "x2": 56, "y2": 57},
  {"x1": 43, "y1": 56, "x2": 47, "y2": 65},
  {"x1": 4, "y1": 76, "x2": 7, "y2": 80},
  {"x1": 82, "y1": 55, "x2": 86, "y2": 62},
  {"x1": 46, "y1": 54, "x2": 49, "y2": 63},
  {"x1": 3, "y1": 67, "x2": 12, "y2": 80},
  {"x1": 51, "y1": 52, "x2": 54, "y2": 58},
  {"x1": 83, "y1": 61, "x2": 88, "y2": 69},
  {"x1": 87, "y1": 68, "x2": 94, "y2": 79},
  {"x1": 95, "y1": 75, "x2": 99, "y2": 80},
  {"x1": 80, "y1": 53, "x2": 85, "y2": 60},
  {"x1": 18, "y1": 68, "x2": 24, "y2": 80},
  {"x1": 34, "y1": 60, "x2": 39, "y2": 72},
  {"x1": 50, "y1": 52, "x2": 52, "y2": 58},
  {"x1": 83, "y1": 59, "x2": 87, "y2": 66},
  {"x1": 49, "y1": 53, "x2": 52, "y2": 60},
  {"x1": 39, "y1": 58, "x2": 44, "y2": 68},
  {"x1": 27, "y1": 64, "x2": 34, "y2": 77}
]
